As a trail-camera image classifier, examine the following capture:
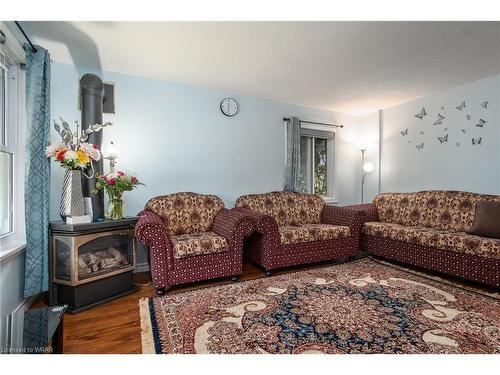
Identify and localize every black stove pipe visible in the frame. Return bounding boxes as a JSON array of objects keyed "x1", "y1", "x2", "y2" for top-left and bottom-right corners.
[{"x1": 80, "y1": 74, "x2": 104, "y2": 221}]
